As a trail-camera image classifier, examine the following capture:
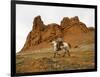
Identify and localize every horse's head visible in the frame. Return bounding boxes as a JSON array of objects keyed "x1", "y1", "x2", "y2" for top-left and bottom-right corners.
[
  {"x1": 51, "y1": 40, "x2": 57, "y2": 46},
  {"x1": 51, "y1": 40, "x2": 55, "y2": 44}
]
